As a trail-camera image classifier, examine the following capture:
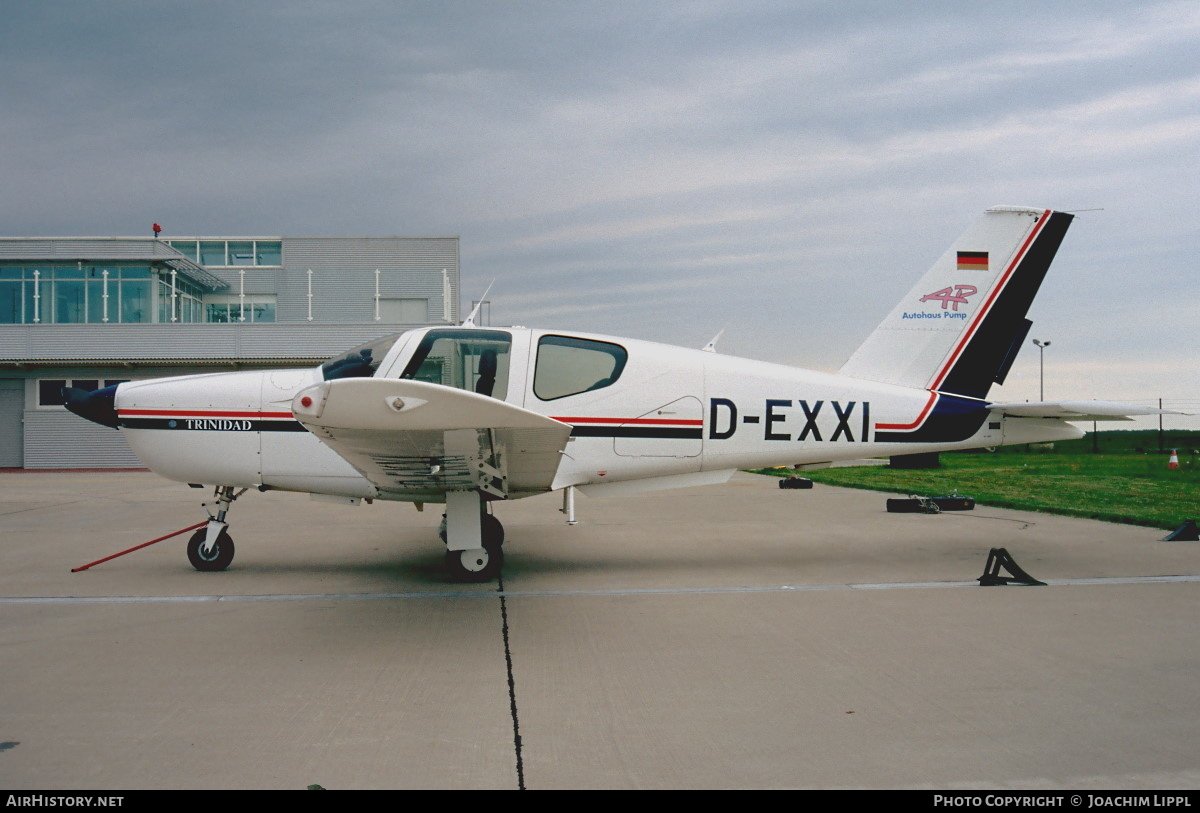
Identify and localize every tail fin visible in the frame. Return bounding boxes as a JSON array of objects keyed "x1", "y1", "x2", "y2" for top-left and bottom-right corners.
[{"x1": 839, "y1": 206, "x2": 1074, "y2": 399}]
